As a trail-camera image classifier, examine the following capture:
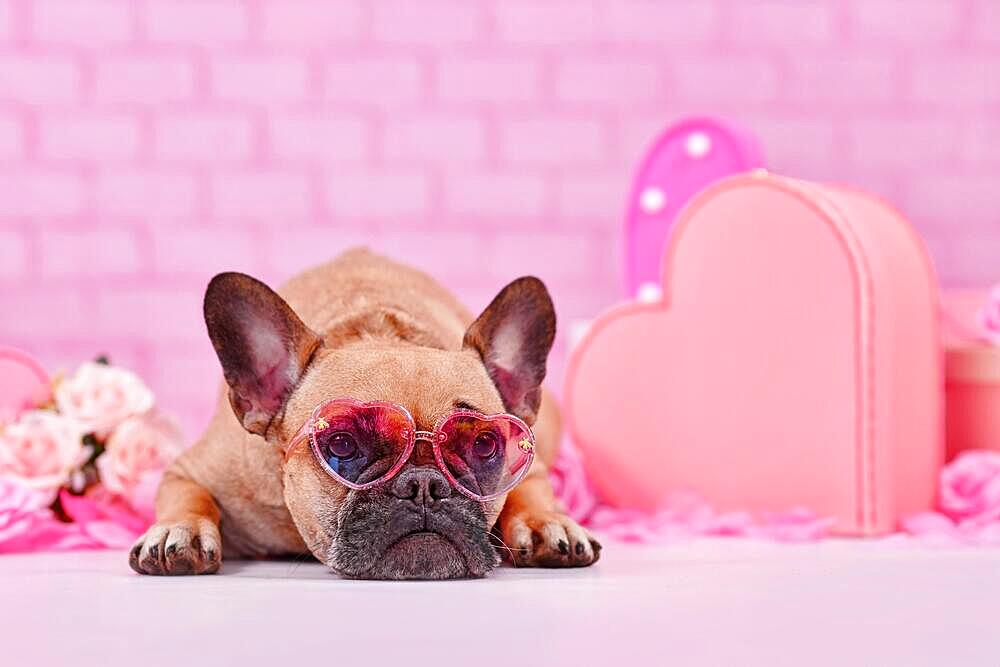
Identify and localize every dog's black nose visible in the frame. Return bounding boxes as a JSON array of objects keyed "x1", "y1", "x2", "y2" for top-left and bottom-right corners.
[{"x1": 391, "y1": 467, "x2": 452, "y2": 506}]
